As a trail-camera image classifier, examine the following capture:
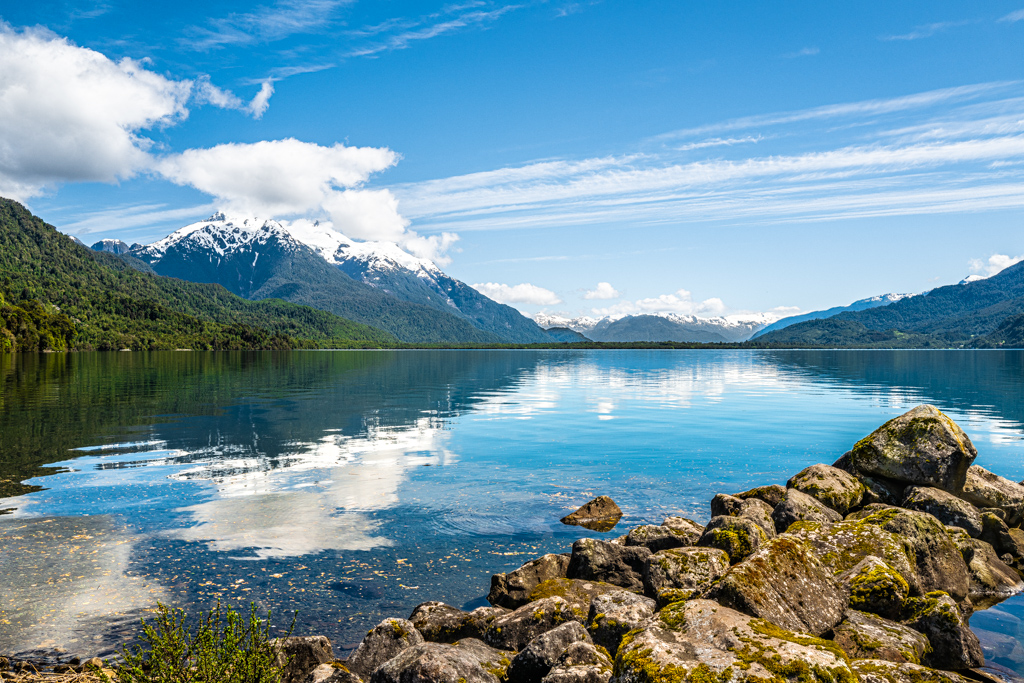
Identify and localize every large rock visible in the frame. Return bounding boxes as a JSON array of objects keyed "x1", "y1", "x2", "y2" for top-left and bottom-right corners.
[
  {"x1": 506, "y1": 622, "x2": 591, "y2": 683},
  {"x1": 771, "y1": 488, "x2": 842, "y2": 534},
  {"x1": 712, "y1": 536, "x2": 848, "y2": 636},
  {"x1": 659, "y1": 516, "x2": 704, "y2": 545},
  {"x1": 641, "y1": 546, "x2": 730, "y2": 601},
  {"x1": 301, "y1": 664, "x2": 363, "y2": 683},
  {"x1": 735, "y1": 484, "x2": 788, "y2": 508},
  {"x1": 710, "y1": 495, "x2": 776, "y2": 537},
  {"x1": 961, "y1": 465, "x2": 1024, "y2": 527},
  {"x1": 902, "y1": 592, "x2": 983, "y2": 670},
  {"x1": 586, "y1": 590, "x2": 656, "y2": 656},
  {"x1": 561, "y1": 496, "x2": 623, "y2": 532},
  {"x1": 484, "y1": 596, "x2": 585, "y2": 651},
  {"x1": 979, "y1": 512, "x2": 1024, "y2": 561},
  {"x1": 696, "y1": 515, "x2": 769, "y2": 564},
  {"x1": 613, "y1": 599, "x2": 854, "y2": 683},
  {"x1": 541, "y1": 642, "x2": 612, "y2": 683},
  {"x1": 832, "y1": 610, "x2": 929, "y2": 664},
  {"x1": 408, "y1": 602, "x2": 508, "y2": 643},
  {"x1": 902, "y1": 486, "x2": 983, "y2": 537},
  {"x1": 857, "y1": 474, "x2": 908, "y2": 507},
  {"x1": 368, "y1": 642, "x2": 497, "y2": 683},
  {"x1": 623, "y1": 525, "x2": 692, "y2": 553},
  {"x1": 566, "y1": 539, "x2": 651, "y2": 593},
  {"x1": 526, "y1": 579, "x2": 621, "y2": 617},
  {"x1": 957, "y1": 536, "x2": 1024, "y2": 600},
  {"x1": 838, "y1": 556, "x2": 910, "y2": 621},
  {"x1": 788, "y1": 464, "x2": 865, "y2": 515},
  {"x1": 453, "y1": 639, "x2": 515, "y2": 680},
  {"x1": 346, "y1": 619, "x2": 424, "y2": 678},
  {"x1": 489, "y1": 554, "x2": 571, "y2": 609},
  {"x1": 850, "y1": 659, "x2": 971, "y2": 683},
  {"x1": 845, "y1": 405, "x2": 977, "y2": 494},
  {"x1": 270, "y1": 636, "x2": 335, "y2": 683}
]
